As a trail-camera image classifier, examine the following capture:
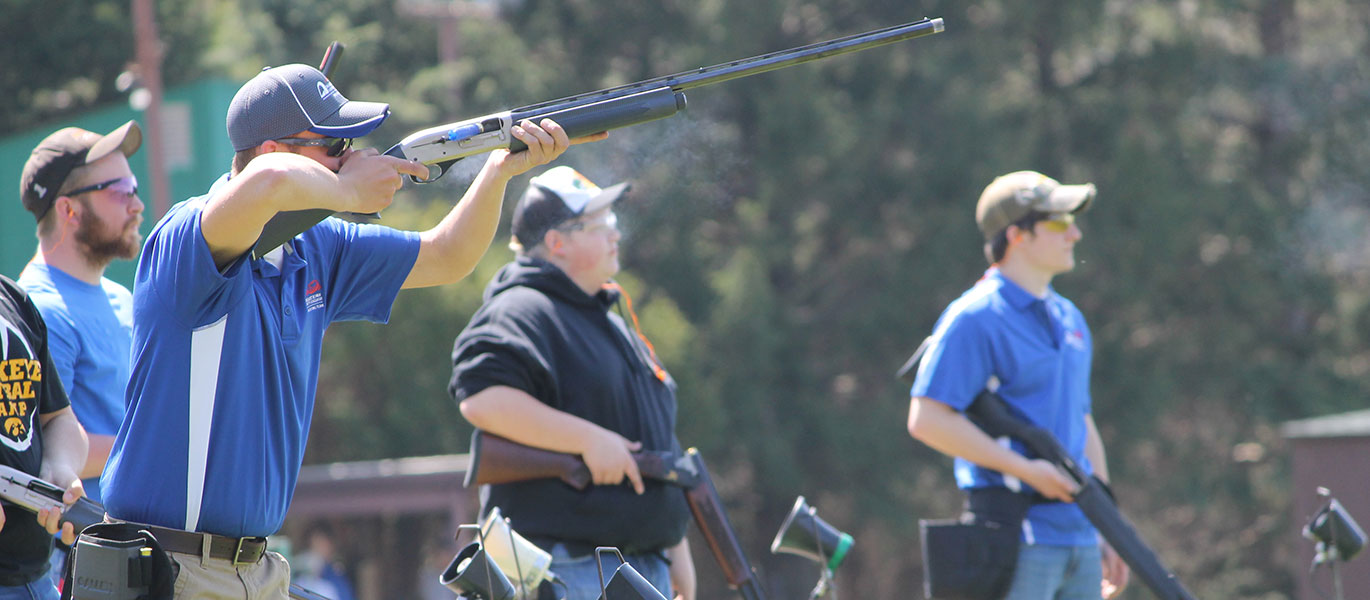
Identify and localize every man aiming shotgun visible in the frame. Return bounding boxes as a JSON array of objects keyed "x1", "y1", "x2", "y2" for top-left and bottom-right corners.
[{"x1": 92, "y1": 50, "x2": 589, "y2": 598}]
